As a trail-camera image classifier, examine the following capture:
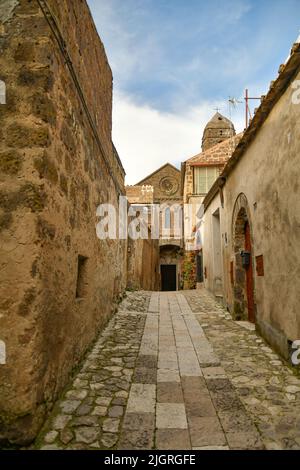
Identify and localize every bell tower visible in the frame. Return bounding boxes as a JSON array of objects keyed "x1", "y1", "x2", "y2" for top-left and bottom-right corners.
[{"x1": 202, "y1": 112, "x2": 236, "y2": 152}]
